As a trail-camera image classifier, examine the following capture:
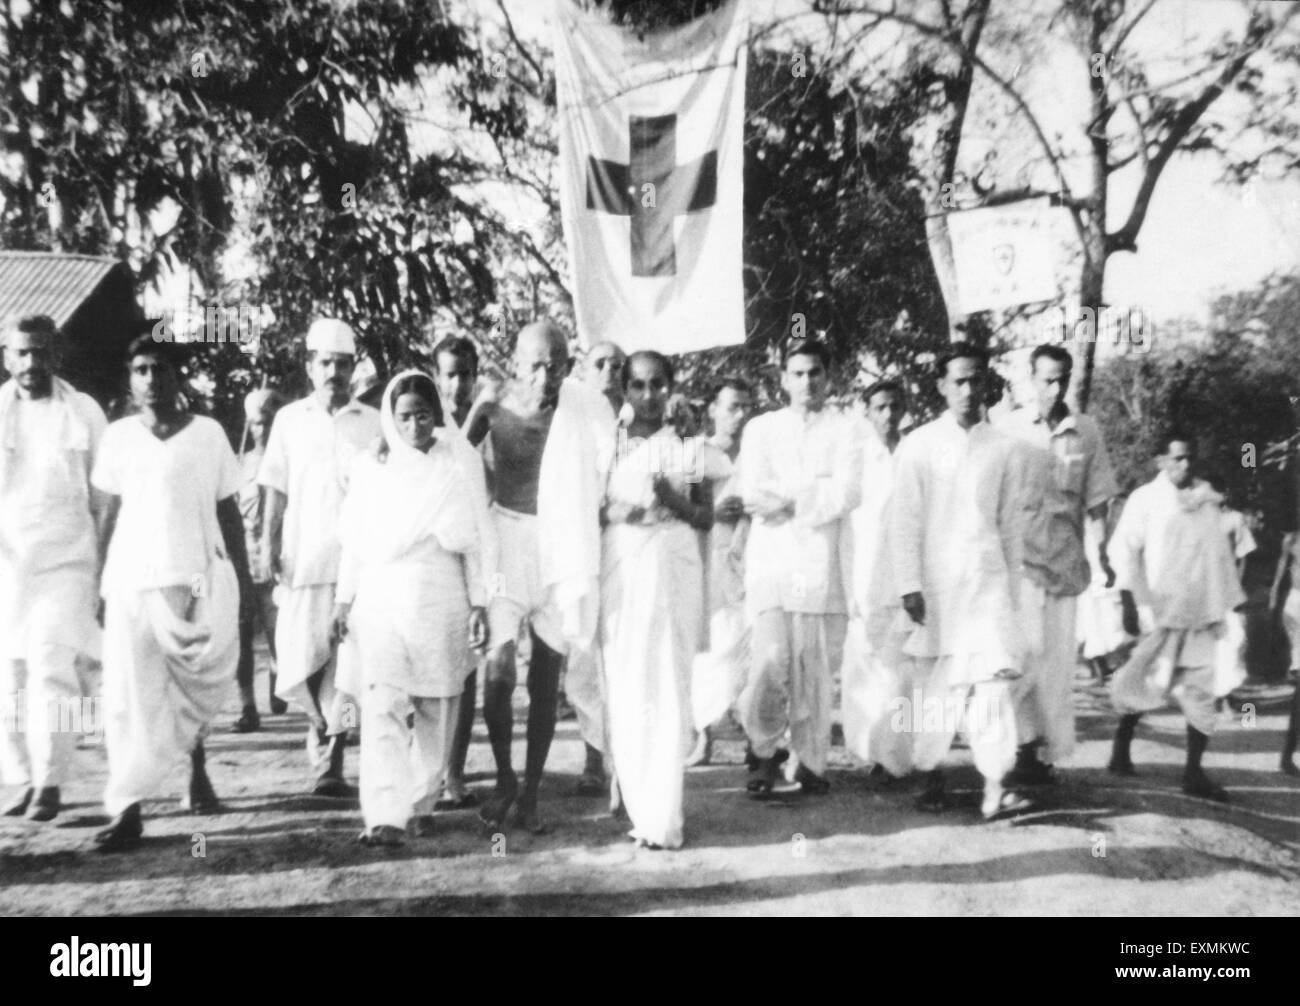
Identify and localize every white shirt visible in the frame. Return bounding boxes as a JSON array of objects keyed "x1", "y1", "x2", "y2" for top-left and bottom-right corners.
[
  {"x1": 1111, "y1": 475, "x2": 1245, "y2": 629},
  {"x1": 0, "y1": 387, "x2": 106, "y2": 577},
  {"x1": 257, "y1": 395, "x2": 380, "y2": 588},
  {"x1": 849, "y1": 422, "x2": 900, "y2": 619},
  {"x1": 739, "y1": 407, "x2": 863, "y2": 616},
  {"x1": 889, "y1": 412, "x2": 1024, "y2": 658},
  {"x1": 93, "y1": 415, "x2": 241, "y2": 594}
]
